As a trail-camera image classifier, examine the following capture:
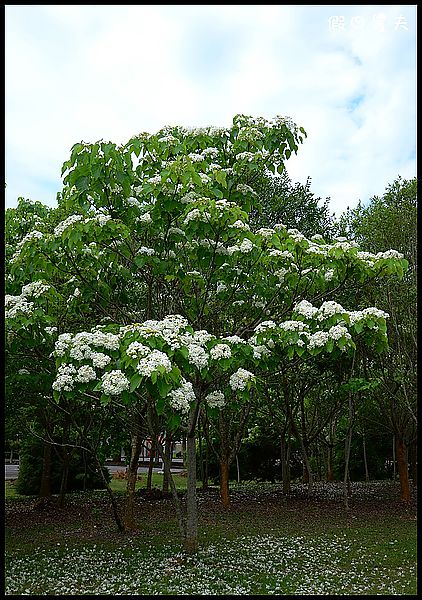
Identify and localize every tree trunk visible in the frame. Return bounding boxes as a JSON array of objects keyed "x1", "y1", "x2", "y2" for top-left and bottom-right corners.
[
  {"x1": 125, "y1": 431, "x2": 142, "y2": 529},
  {"x1": 39, "y1": 442, "x2": 52, "y2": 498},
  {"x1": 281, "y1": 435, "x2": 291, "y2": 493},
  {"x1": 392, "y1": 435, "x2": 396, "y2": 480},
  {"x1": 58, "y1": 451, "x2": 69, "y2": 508},
  {"x1": 362, "y1": 430, "x2": 369, "y2": 482},
  {"x1": 219, "y1": 457, "x2": 231, "y2": 508},
  {"x1": 184, "y1": 431, "x2": 198, "y2": 553},
  {"x1": 396, "y1": 437, "x2": 411, "y2": 502},
  {"x1": 93, "y1": 449, "x2": 125, "y2": 533},
  {"x1": 146, "y1": 438, "x2": 156, "y2": 493},
  {"x1": 327, "y1": 444, "x2": 334, "y2": 481},
  {"x1": 162, "y1": 435, "x2": 172, "y2": 494}
]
